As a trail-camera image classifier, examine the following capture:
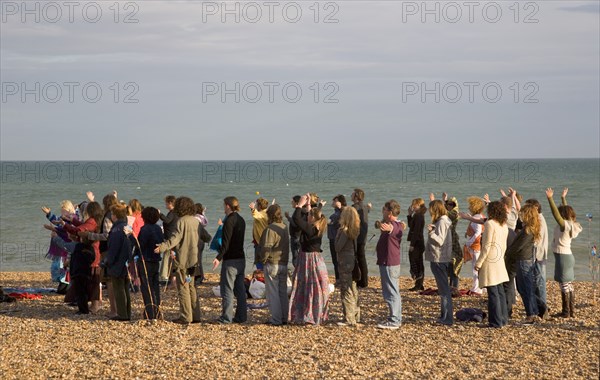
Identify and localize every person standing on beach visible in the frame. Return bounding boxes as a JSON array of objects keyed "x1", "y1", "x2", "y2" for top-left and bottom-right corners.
[
  {"x1": 505, "y1": 204, "x2": 542, "y2": 323},
  {"x1": 375, "y1": 200, "x2": 404, "y2": 330},
  {"x1": 102, "y1": 203, "x2": 133, "y2": 321},
  {"x1": 327, "y1": 194, "x2": 346, "y2": 282},
  {"x1": 474, "y1": 201, "x2": 510, "y2": 328},
  {"x1": 155, "y1": 197, "x2": 203, "y2": 324},
  {"x1": 289, "y1": 193, "x2": 330, "y2": 325},
  {"x1": 524, "y1": 198, "x2": 550, "y2": 319},
  {"x1": 351, "y1": 189, "x2": 370, "y2": 288},
  {"x1": 133, "y1": 207, "x2": 164, "y2": 320},
  {"x1": 464, "y1": 196, "x2": 486, "y2": 295},
  {"x1": 335, "y1": 206, "x2": 361, "y2": 326},
  {"x1": 425, "y1": 200, "x2": 454, "y2": 326},
  {"x1": 546, "y1": 187, "x2": 582, "y2": 318},
  {"x1": 406, "y1": 198, "x2": 426, "y2": 291},
  {"x1": 284, "y1": 195, "x2": 302, "y2": 267},
  {"x1": 444, "y1": 196, "x2": 462, "y2": 297},
  {"x1": 193, "y1": 203, "x2": 211, "y2": 286},
  {"x1": 212, "y1": 196, "x2": 247, "y2": 324},
  {"x1": 250, "y1": 198, "x2": 269, "y2": 271},
  {"x1": 258, "y1": 204, "x2": 290, "y2": 326},
  {"x1": 159, "y1": 195, "x2": 178, "y2": 286}
]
